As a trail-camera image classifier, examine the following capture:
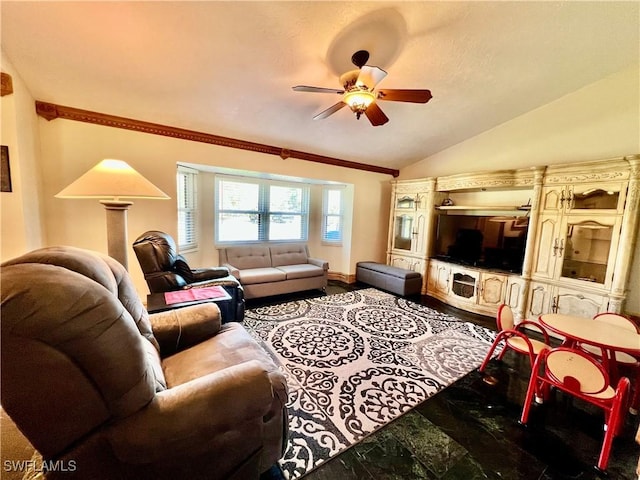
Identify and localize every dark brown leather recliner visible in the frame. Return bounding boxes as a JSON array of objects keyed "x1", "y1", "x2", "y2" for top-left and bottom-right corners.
[
  {"x1": 0, "y1": 246, "x2": 288, "y2": 480},
  {"x1": 133, "y1": 230, "x2": 245, "y2": 321}
]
